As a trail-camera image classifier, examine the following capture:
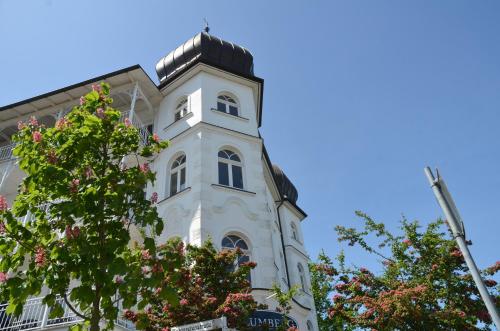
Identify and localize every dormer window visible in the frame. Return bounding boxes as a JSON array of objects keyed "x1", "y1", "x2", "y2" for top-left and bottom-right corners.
[
  {"x1": 217, "y1": 94, "x2": 238, "y2": 116},
  {"x1": 175, "y1": 97, "x2": 189, "y2": 121}
]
